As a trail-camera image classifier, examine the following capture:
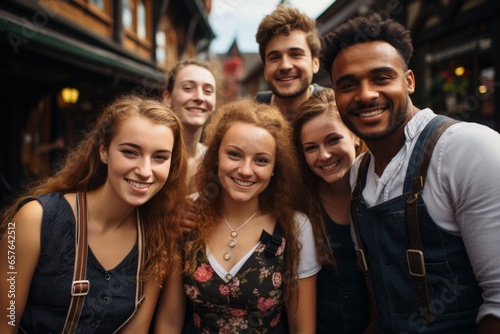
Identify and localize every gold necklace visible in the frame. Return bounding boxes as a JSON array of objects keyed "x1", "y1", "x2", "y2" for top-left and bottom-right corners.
[{"x1": 223, "y1": 210, "x2": 258, "y2": 261}]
